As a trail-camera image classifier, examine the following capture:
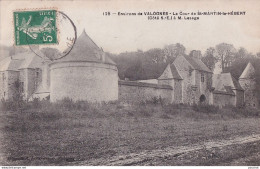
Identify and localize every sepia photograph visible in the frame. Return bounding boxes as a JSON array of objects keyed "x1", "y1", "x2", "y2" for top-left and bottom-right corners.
[{"x1": 0, "y1": 0, "x2": 260, "y2": 167}]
